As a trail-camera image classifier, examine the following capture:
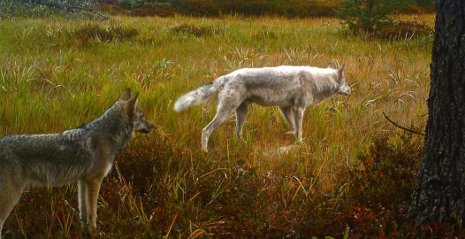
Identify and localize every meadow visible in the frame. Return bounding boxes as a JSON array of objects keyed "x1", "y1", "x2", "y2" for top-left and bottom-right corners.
[{"x1": 0, "y1": 14, "x2": 434, "y2": 238}]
